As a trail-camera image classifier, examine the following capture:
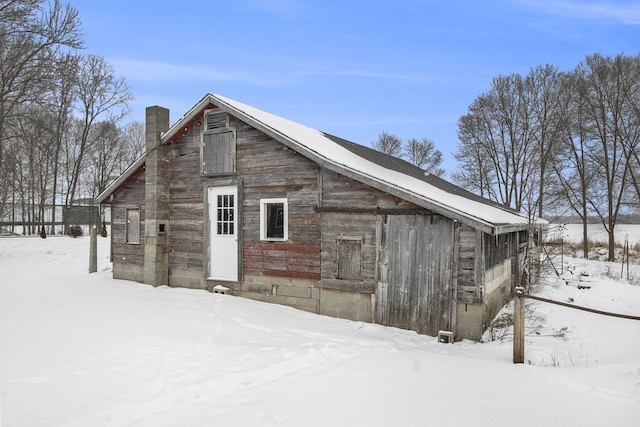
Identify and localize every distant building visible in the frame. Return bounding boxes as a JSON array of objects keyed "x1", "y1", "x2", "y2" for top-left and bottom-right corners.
[{"x1": 0, "y1": 201, "x2": 100, "y2": 236}]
